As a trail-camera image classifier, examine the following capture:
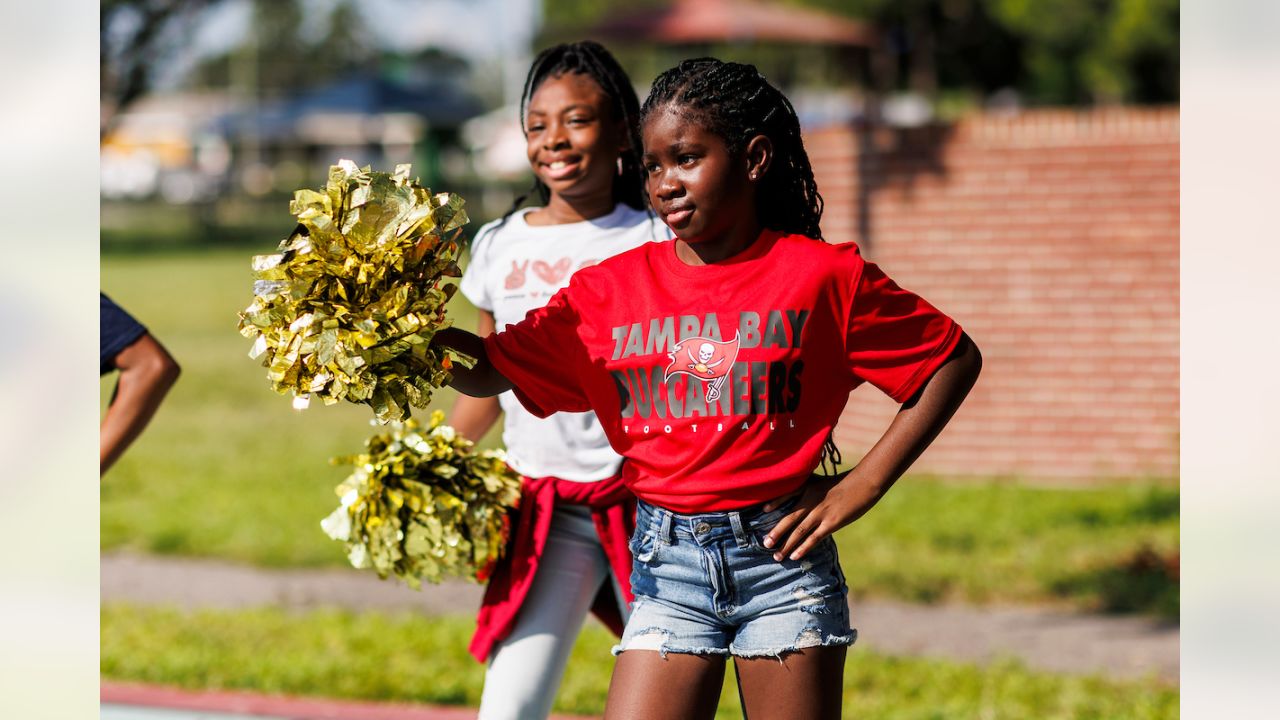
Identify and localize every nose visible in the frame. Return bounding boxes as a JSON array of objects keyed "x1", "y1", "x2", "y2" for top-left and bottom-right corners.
[
  {"x1": 542, "y1": 121, "x2": 569, "y2": 150},
  {"x1": 651, "y1": 168, "x2": 682, "y2": 201}
]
